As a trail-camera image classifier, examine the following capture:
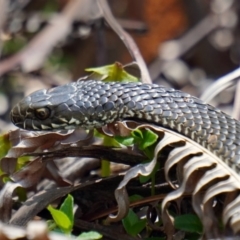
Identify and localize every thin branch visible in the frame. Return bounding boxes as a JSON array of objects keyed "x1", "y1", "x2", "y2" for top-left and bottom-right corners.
[
  {"x1": 232, "y1": 80, "x2": 240, "y2": 120},
  {"x1": 97, "y1": 0, "x2": 151, "y2": 84},
  {"x1": 200, "y1": 67, "x2": 240, "y2": 103},
  {"x1": 26, "y1": 146, "x2": 146, "y2": 166},
  {"x1": 0, "y1": 0, "x2": 7, "y2": 57}
]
